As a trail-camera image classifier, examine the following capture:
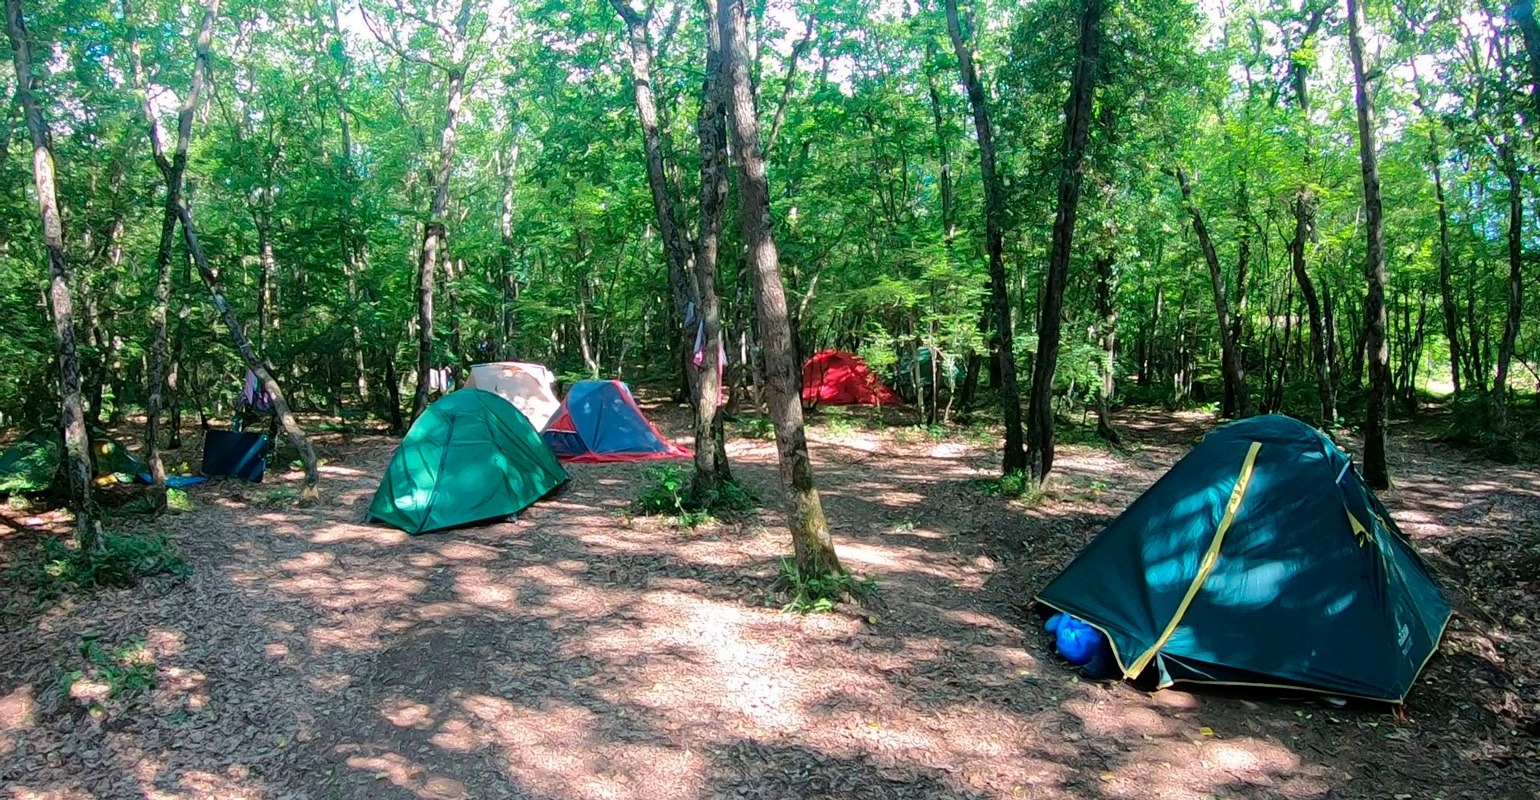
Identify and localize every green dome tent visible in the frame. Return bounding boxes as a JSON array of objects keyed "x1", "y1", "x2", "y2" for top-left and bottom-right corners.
[
  {"x1": 368, "y1": 389, "x2": 567, "y2": 535},
  {"x1": 1037, "y1": 414, "x2": 1450, "y2": 703}
]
